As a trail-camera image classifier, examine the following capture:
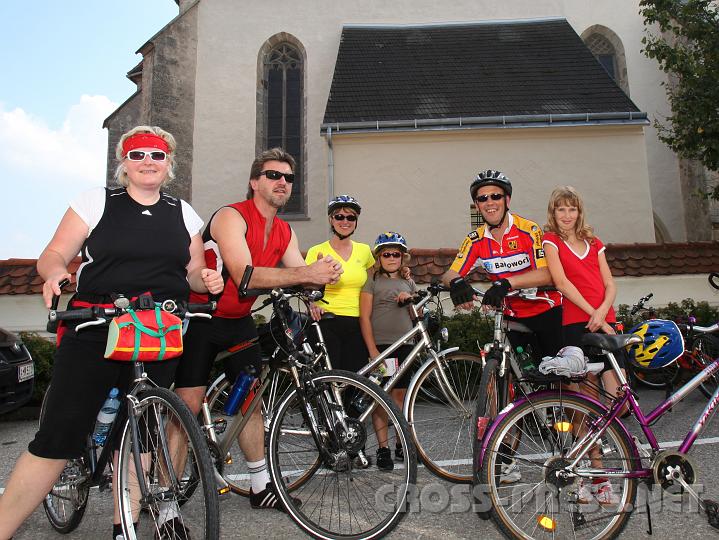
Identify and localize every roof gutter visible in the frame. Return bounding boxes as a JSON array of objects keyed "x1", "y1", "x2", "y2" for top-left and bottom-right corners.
[
  {"x1": 326, "y1": 126, "x2": 334, "y2": 197},
  {"x1": 321, "y1": 111, "x2": 648, "y2": 135}
]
